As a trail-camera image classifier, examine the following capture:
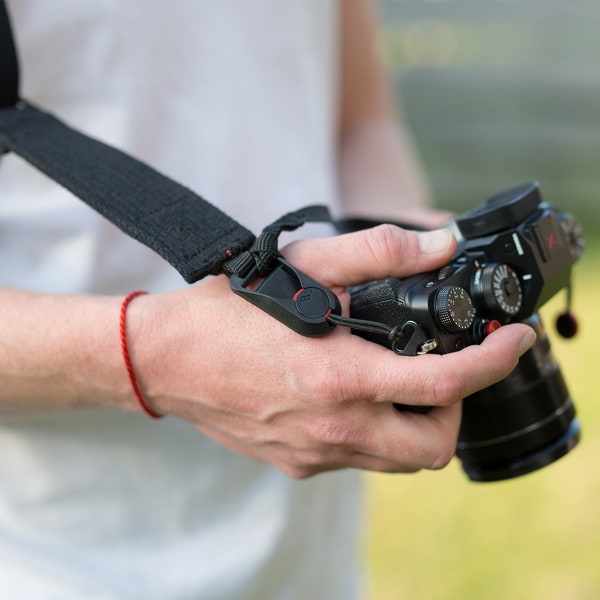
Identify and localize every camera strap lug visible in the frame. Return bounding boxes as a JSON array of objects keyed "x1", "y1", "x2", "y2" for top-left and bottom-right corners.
[
  {"x1": 390, "y1": 321, "x2": 438, "y2": 356},
  {"x1": 418, "y1": 337, "x2": 439, "y2": 355},
  {"x1": 327, "y1": 313, "x2": 437, "y2": 356}
]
